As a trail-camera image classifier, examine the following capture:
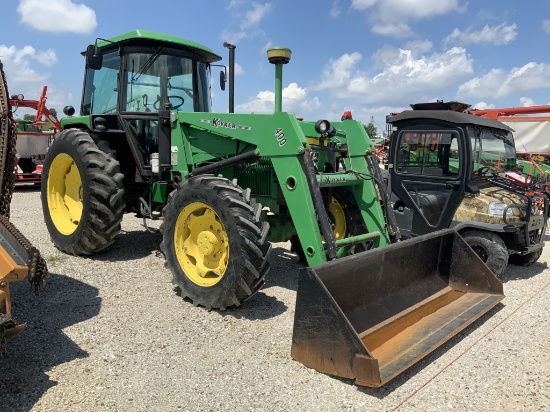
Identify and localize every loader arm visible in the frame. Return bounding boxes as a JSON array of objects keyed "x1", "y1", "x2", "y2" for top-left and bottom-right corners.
[{"x1": 175, "y1": 111, "x2": 391, "y2": 266}]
